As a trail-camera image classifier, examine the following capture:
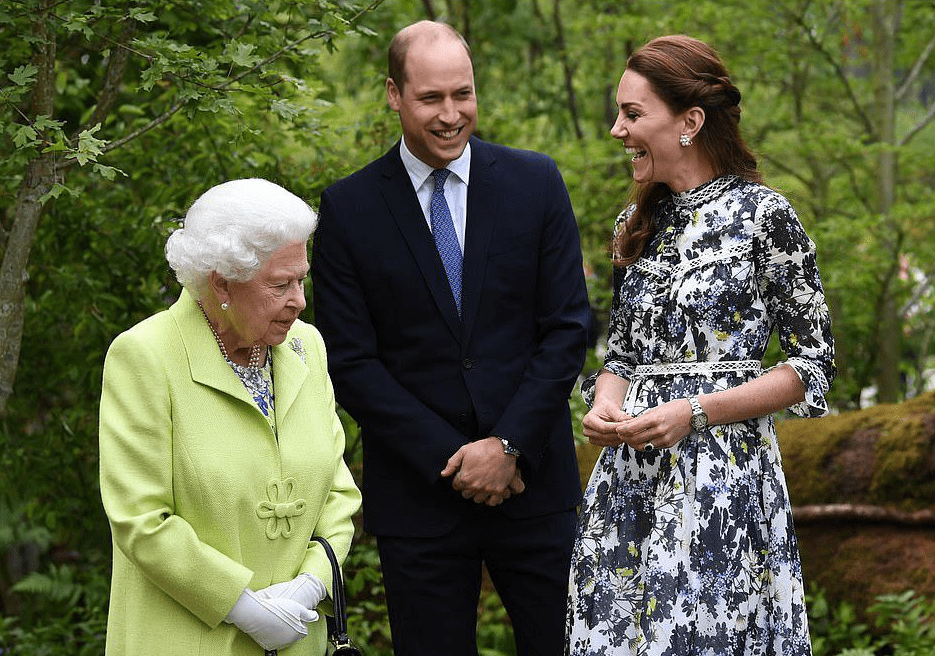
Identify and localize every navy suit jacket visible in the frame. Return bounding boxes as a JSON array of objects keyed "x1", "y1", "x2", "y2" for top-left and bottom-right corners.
[{"x1": 311, "y1": 137, "x2": 590, "y2": 537}]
